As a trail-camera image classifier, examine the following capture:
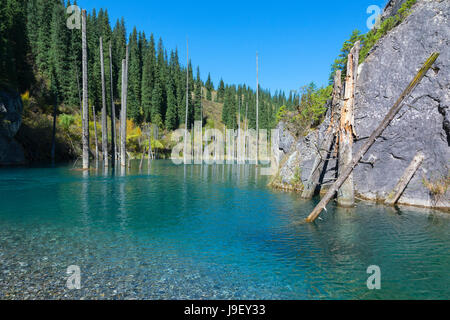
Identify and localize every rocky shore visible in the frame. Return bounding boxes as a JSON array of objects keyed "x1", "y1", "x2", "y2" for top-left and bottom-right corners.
[{"x1": 271, "y1": 0, "x2": 450, "y2": 210}]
